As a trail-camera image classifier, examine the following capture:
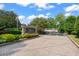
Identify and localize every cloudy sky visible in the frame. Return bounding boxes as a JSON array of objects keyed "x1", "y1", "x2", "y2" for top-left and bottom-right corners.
[{"x1": 0, "y1": 3, "x2": 79, "y2": 24}]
